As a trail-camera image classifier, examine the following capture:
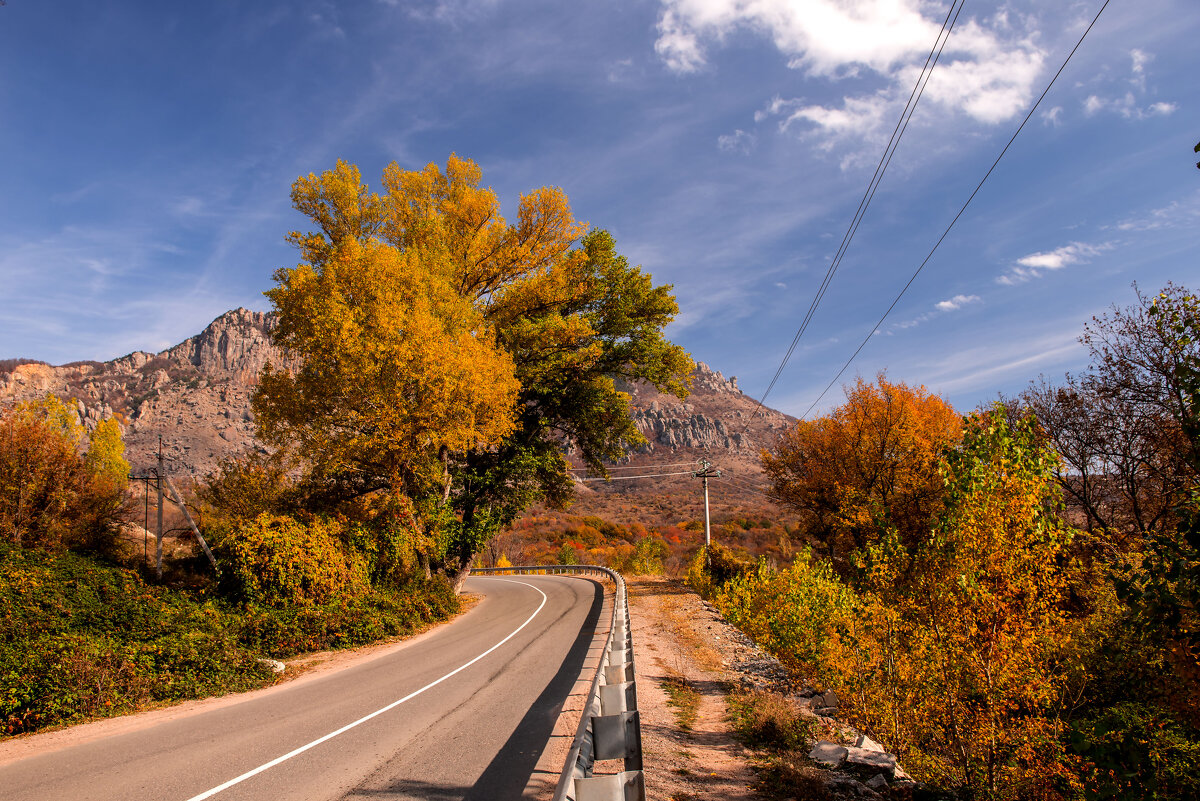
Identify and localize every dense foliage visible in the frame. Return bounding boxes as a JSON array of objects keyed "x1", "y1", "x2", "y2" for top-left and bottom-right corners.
[
  {"x1": 761, "y1": 375, "x2": 960, "y2": 577},
  {"x1": 719, "y1": 297, "x2": 1200, "y2": 801}
]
